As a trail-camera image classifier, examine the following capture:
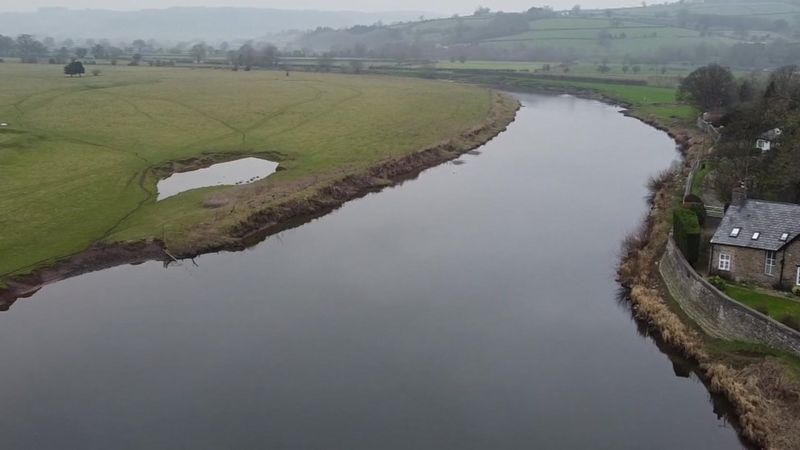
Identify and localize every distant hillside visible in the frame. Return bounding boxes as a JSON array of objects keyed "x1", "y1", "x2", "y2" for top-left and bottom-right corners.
[
  {"x1": 295, "y1": 1, "x2": 800, "y2": 67},
  {"x1": 0, "y1": 7, "x2": 436, "y2": 42}
]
